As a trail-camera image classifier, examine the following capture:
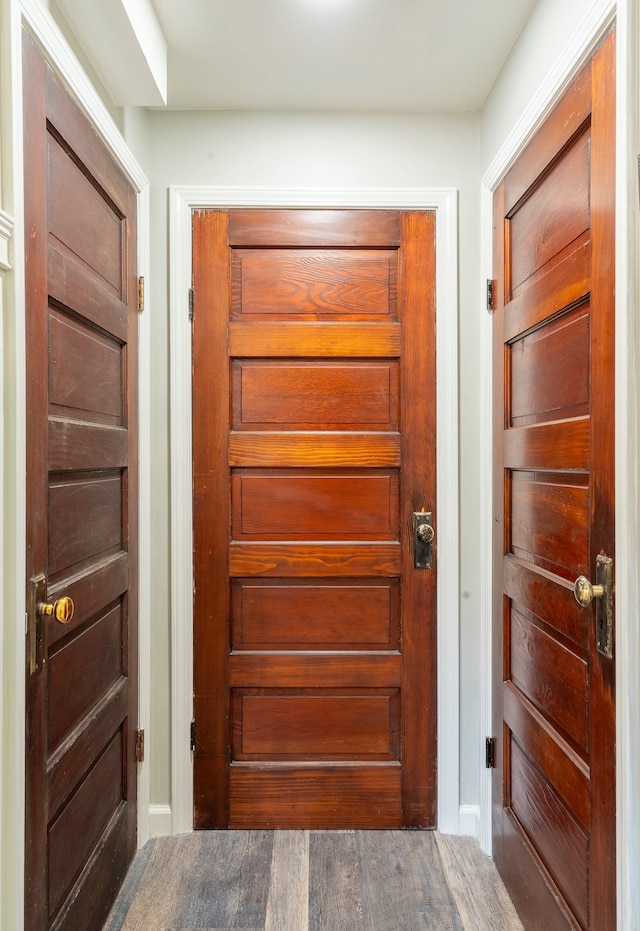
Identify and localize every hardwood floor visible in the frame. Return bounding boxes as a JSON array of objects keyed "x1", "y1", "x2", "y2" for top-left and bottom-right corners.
[{"x1": 104, "y1": 831, "x2": 523, "y2": 930}]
